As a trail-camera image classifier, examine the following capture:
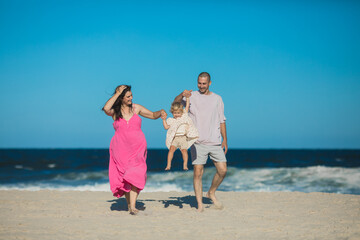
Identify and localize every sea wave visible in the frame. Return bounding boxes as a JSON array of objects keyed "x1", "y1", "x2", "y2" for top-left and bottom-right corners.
[
  {"x1": 222, "y1": 166, "x2": 360, "y2": 194},
  {"x1": 0, "y1": 166, "x2": 359, "y2": 194}
]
